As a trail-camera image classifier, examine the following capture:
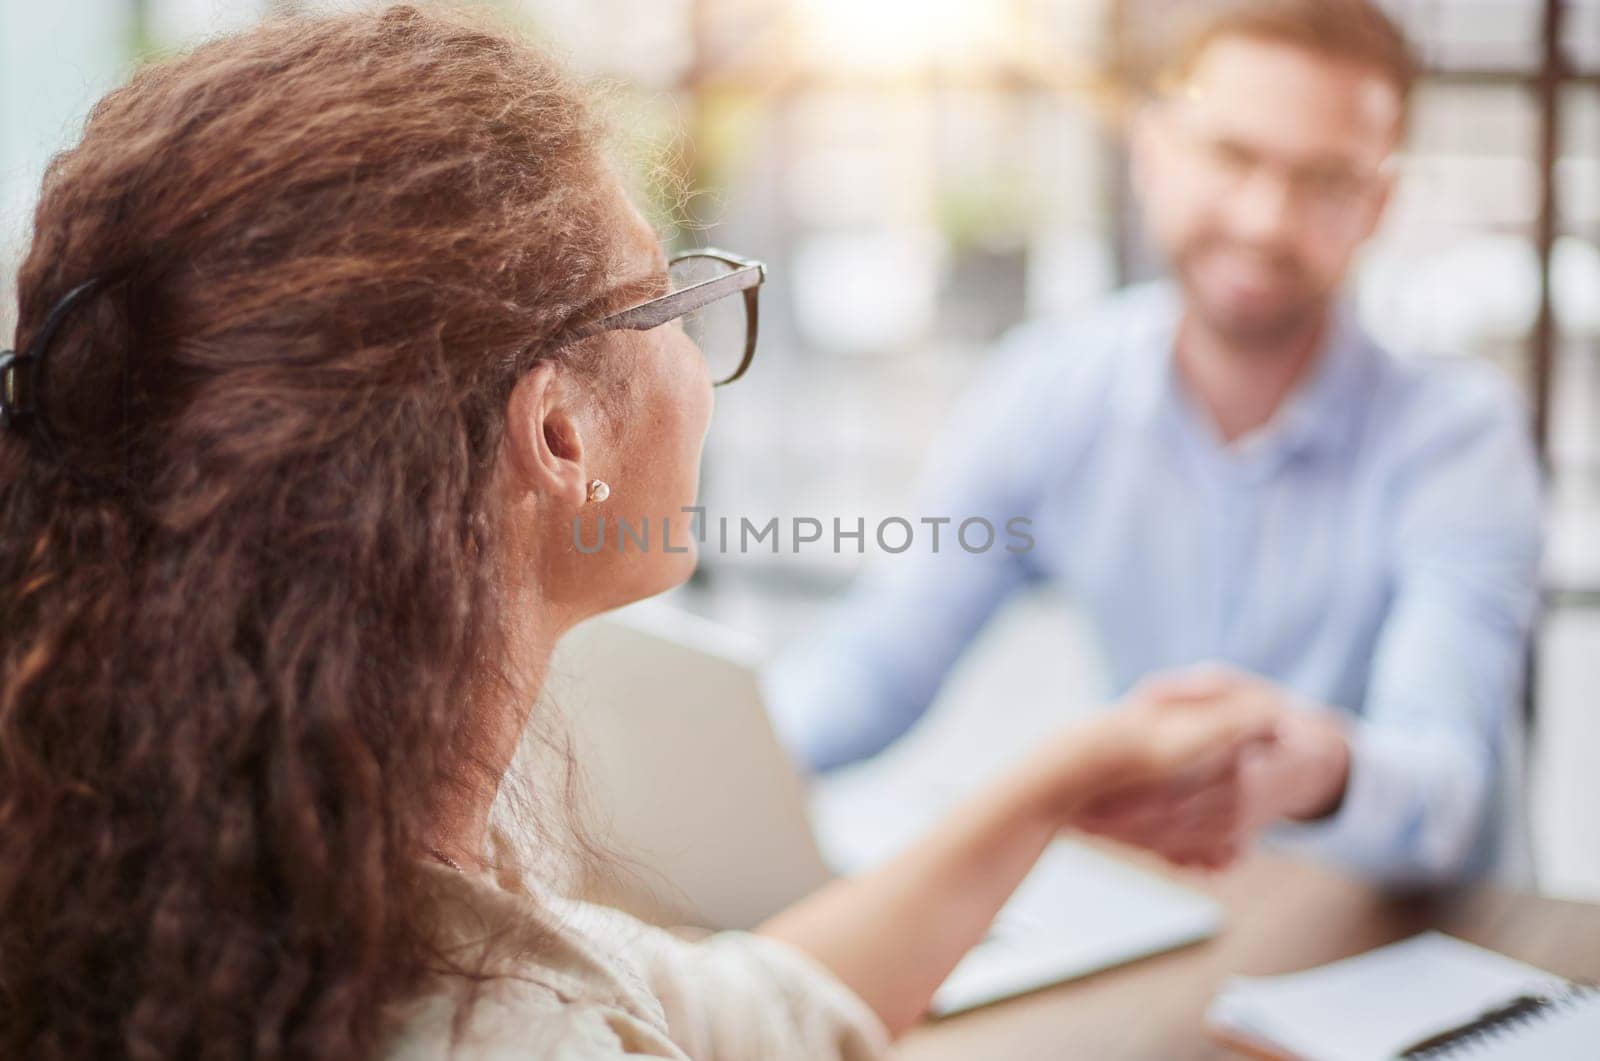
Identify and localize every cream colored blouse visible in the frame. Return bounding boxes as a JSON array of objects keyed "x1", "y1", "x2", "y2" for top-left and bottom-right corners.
[{"x1": 385, "y1": 861, "x2": 890, "y2": 1060}]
